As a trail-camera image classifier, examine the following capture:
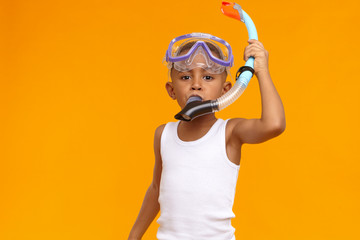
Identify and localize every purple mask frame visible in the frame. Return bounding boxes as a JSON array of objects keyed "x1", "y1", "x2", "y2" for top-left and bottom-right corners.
[{"x1": 165, "y1": 33, "x2": 234, "y2": 67}]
